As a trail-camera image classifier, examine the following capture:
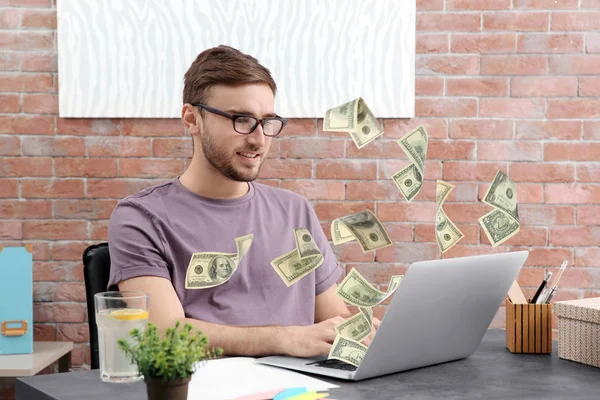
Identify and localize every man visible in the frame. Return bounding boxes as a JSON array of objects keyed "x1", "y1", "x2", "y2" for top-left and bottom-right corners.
[{"x1": 107, "y1": 45, "x2": 380, "y2": 358}]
